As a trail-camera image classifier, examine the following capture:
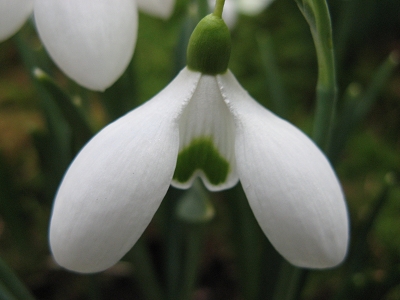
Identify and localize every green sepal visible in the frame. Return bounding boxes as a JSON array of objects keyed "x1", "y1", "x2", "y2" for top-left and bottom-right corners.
[{"x1": 186, "y1": 14, "x2": 231, "y2": 75}]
